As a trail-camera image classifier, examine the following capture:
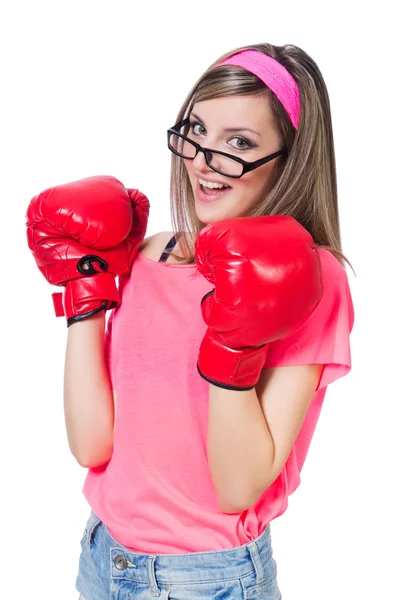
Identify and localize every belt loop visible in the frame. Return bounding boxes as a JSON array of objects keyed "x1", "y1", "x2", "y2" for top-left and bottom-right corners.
[
  {"x1": 147, "y1": 555, "x2": 160, "y2": 596},
  {"x1": 247, "y1": 540, "x2": 266, "y2": 584}
]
